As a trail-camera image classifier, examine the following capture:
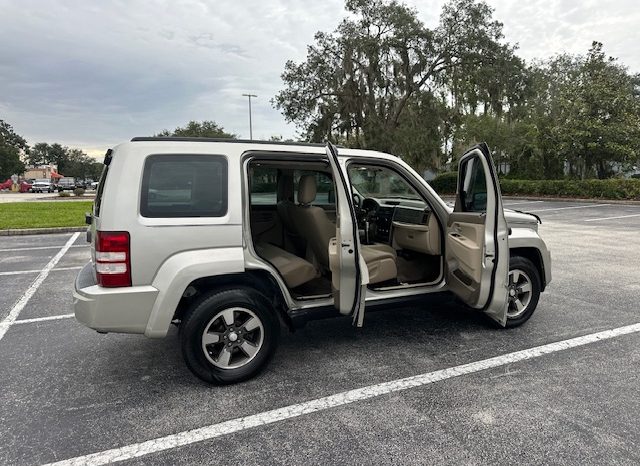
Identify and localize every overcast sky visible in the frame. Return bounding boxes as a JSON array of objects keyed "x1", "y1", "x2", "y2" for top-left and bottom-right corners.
[{"x1": 1, "y1": 0, "x2": 639, "y2": 157}]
